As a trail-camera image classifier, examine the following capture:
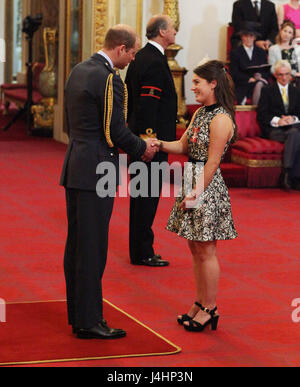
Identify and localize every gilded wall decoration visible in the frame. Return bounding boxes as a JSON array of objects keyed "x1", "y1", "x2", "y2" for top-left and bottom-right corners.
[{"x1": 93, "y1": 0, "x2": 109, "y2": 52}]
